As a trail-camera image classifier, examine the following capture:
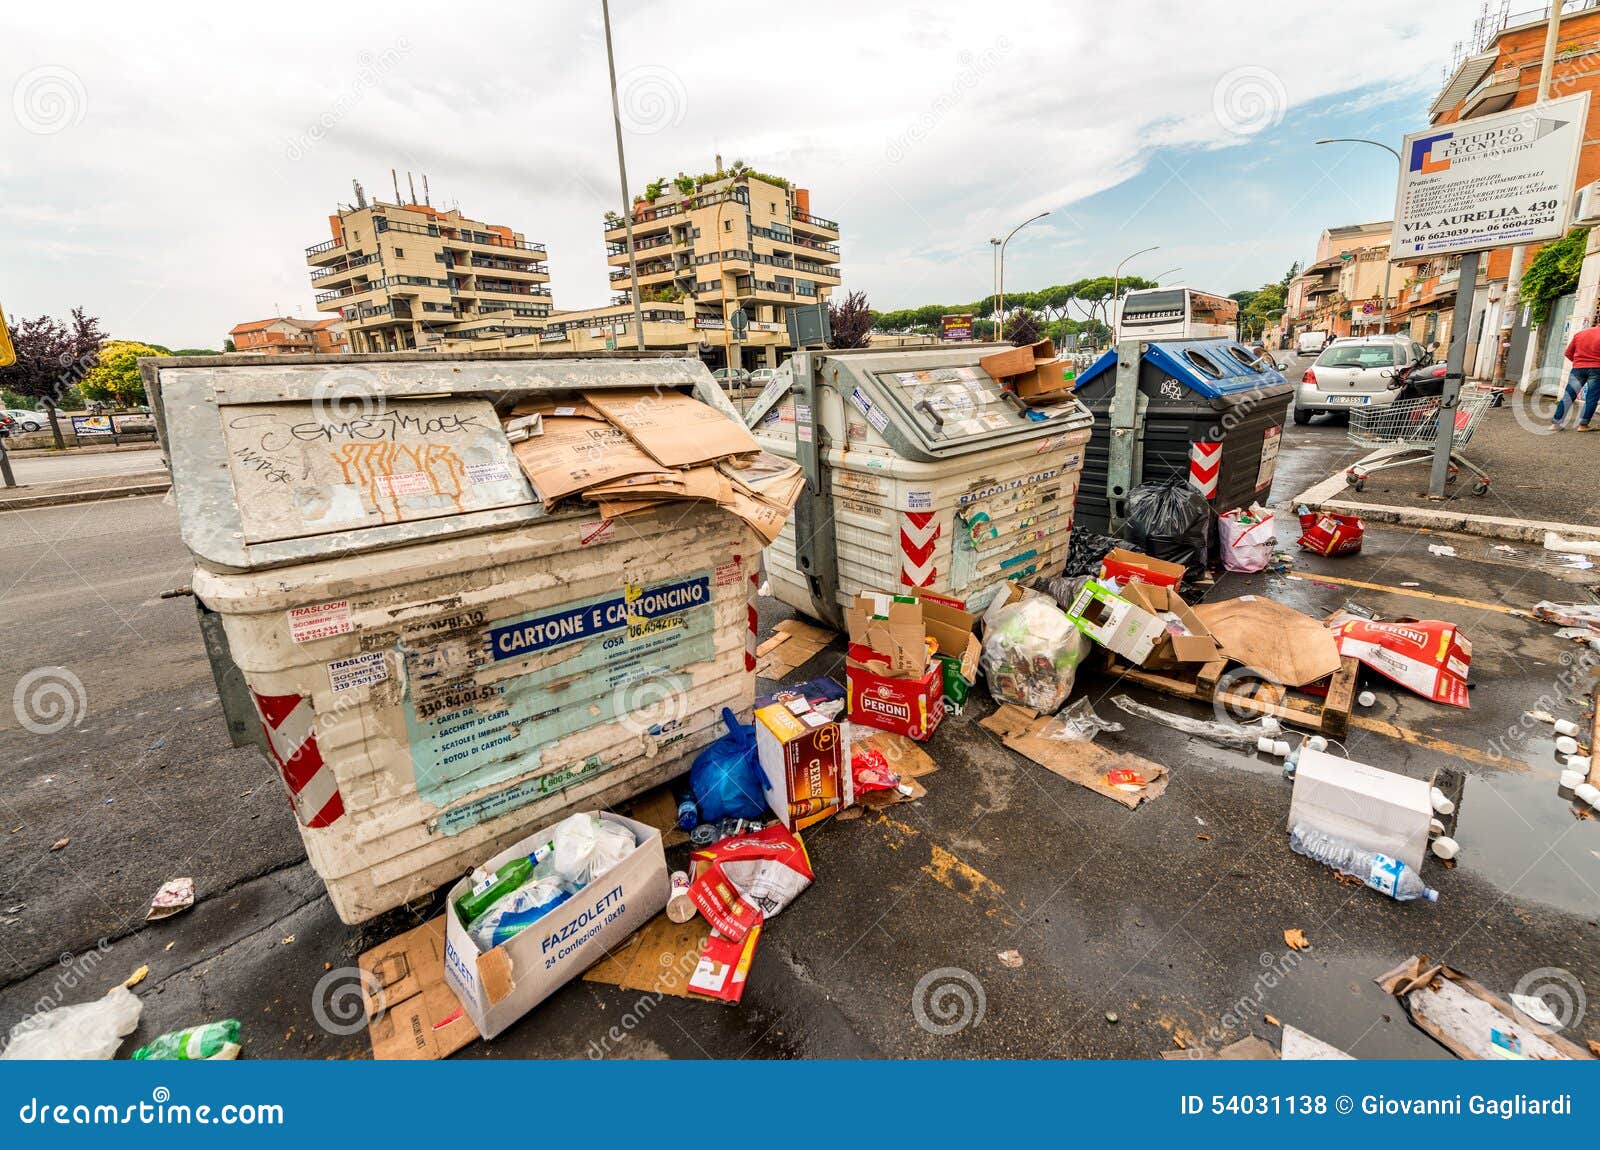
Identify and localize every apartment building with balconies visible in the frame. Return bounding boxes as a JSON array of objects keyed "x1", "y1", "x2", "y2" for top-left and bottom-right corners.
[{"x1": 305, "y1": 195, "x2": 551, "y2": 353}]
